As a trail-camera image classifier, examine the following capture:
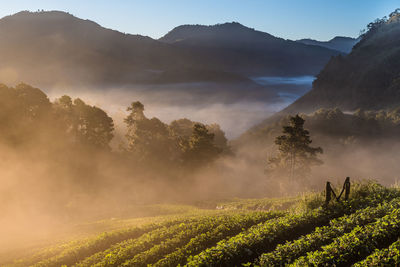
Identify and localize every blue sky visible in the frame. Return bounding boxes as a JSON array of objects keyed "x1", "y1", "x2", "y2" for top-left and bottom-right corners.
[{"x1": 0, "y1": 0, "x2": 398, "y2": 40}]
